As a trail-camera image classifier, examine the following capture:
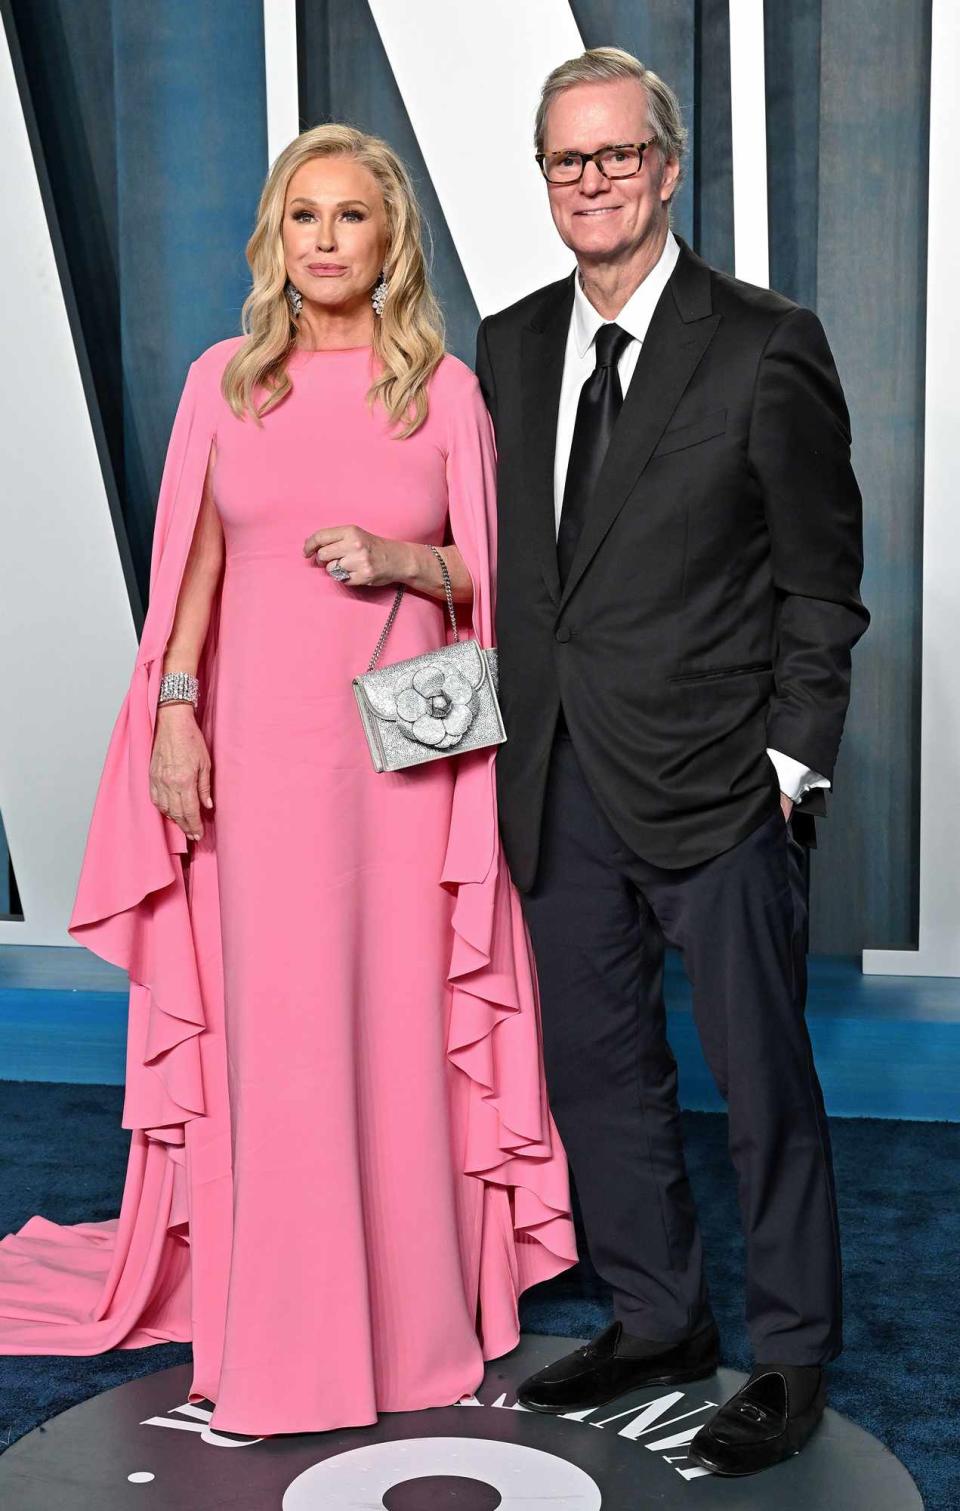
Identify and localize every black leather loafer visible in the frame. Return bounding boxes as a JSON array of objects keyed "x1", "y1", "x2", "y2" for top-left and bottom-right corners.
[
  {"x1": 688, "y1": 1366, "x2": 826, "y2": 1476},
  {"x1": 516, "y1": 1317, "x2": 721, "y2": 1414}
]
